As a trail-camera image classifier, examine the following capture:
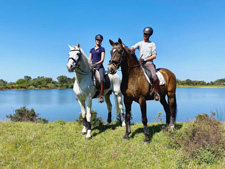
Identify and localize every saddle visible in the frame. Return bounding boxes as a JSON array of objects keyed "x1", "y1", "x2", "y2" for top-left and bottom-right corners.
[
  {"x1": 92, "y1": 68, "x2": 111, "y2": 90},
  {"x1": 142, "y1": 66, "x2": 154, "y2": 85},
  {"x1": 142, "y1": 67, "x2": 165, "y2": 86}
]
